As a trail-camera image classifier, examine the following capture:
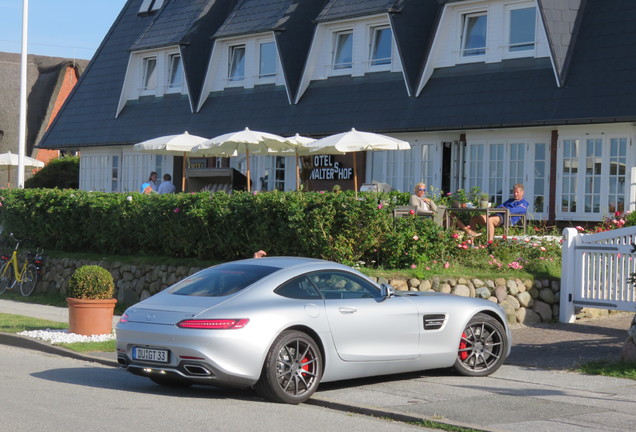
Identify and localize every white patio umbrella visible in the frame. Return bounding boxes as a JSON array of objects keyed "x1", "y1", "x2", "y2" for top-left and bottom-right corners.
[
  {"x1": 305, "y1": 128, "x2": 410, "y2": 195},
  {"x1": 283, "y1": 134, "x2": 316, "y2": 190},
  {"x1": 0, "y1": 152, "x2": 45, "y2": 187},
  {"x1": 133, "y1": 131, "x2": 208, "y2": 191},
  {"x1": 191, "y1": 128, "x2": 289, "y2": 192}
]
